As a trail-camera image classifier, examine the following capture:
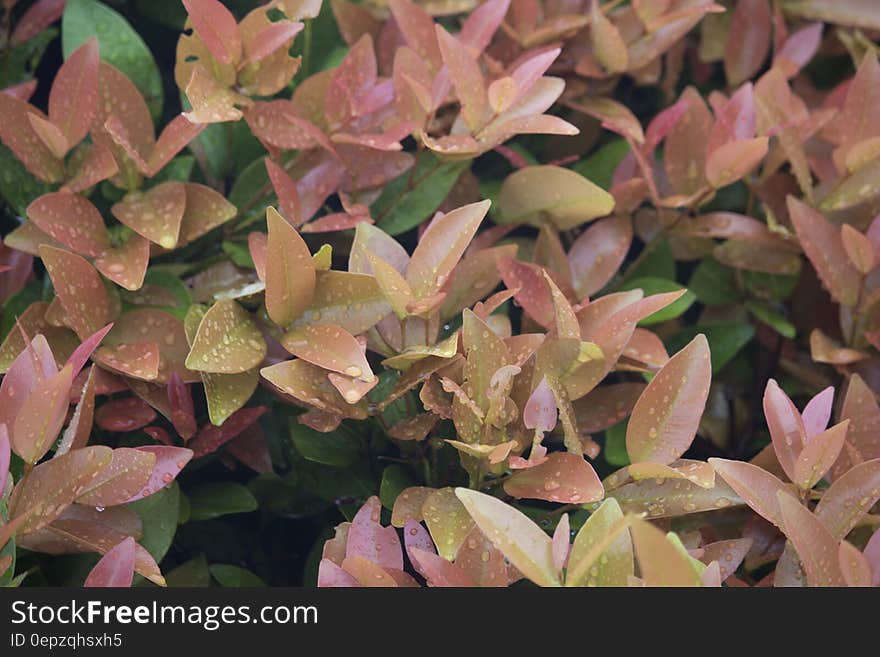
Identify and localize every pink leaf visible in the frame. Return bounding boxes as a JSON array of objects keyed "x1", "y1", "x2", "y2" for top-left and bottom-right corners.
[
  {"x1": 0, "y1": 424, "x2": 9, "y2": 494},
  {"x1": 626, "y1": 334, "x2": 711, "y2": 465},
  {"x1": 317, "y1": 559, "x2": 359, "y2": 587},
  {"x1": 523, "y1": 377, "x2": 557, "y2": 434},
  {"x1": 189, "y1": 406, "x2": 267, "y2": 457},
  {"x1": 551, "y1": 513, "x2": 570, "y2": 574},
  {"x1": 126, "y1": 446, "x2": 194, "y2": 502},
  {"x1": 773, "y1": 23, "x2": 823, "y2": 78},
  {"x1": 346, "y1": 497, "x2": 403, "y2": 570},
  {"x1": 84, "y1": 537, "x2": 136, "y2": 588},
  {"x1": 802, "y1": 386, "x2": 833, "y2": 439},
  {"x1": 776, "y1": 491, "x2": 846, "y2": 587},
  {"x1": 504, "y1": 452, "x2": 604, "y2": 504},
  {"x1": 763, "y1": 379, "x2": 807, "y2": 483},
  {"x1": 49, "y1": 37, "x2": 99, "y2": 150},
  {"x1": 182, "y1": 0, "x2": 242, "y2": 66},
  {"x1": 65, "y1": 324, "x2": 113, "y2": 380}
]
